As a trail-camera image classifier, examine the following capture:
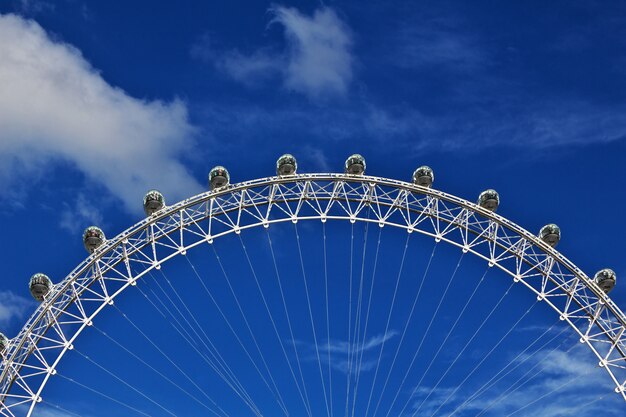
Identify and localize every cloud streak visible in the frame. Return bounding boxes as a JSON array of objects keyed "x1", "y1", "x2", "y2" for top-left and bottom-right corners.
[
  {"x1": 0, "y1": 291, "x2": 34, "y2": 328},
  {"x1": 196, "y1": 5, "x2": 353, "y2": 99},
  {"x1": 0, "y1": 14, "x2": 203, "y2": 215},
  {"x1": 410, "y1": 344, "x2": 621, "y2": 417},
  {"x1": 294, "y1": 331, "x2": 397, "y2": 373}
]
